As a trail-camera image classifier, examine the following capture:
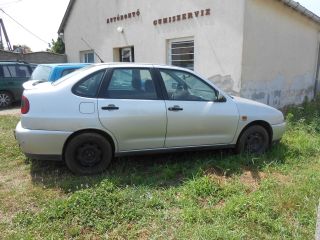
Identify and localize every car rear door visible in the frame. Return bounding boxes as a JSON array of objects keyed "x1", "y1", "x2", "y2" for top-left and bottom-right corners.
[
  {"x1": 97, "y1": 67, "x2": 167, "y2": 152},
  {"x1": 157, "y1": 68, "x2": 239, "y2": 148}
]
